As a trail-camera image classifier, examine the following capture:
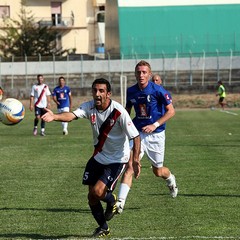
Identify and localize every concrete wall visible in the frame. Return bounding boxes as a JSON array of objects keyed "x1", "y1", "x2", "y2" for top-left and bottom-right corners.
[
  {"x1": 0, "y1": 56, "x2": 239, "y2": 98},
  {"x1": 0, "y1": 55, "x2": 239, "y2": 75}
]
